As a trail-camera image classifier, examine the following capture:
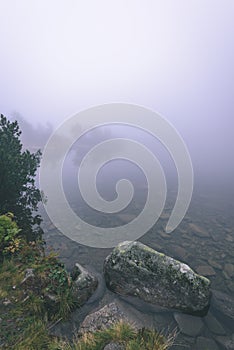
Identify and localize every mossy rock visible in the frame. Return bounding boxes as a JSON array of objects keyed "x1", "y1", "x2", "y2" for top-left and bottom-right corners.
[{"x1": 104, "y1": 241, "x2": 211, "y2": 315}]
